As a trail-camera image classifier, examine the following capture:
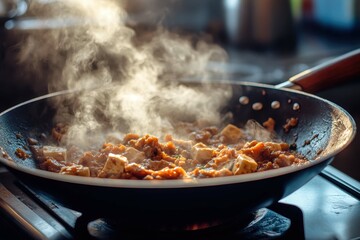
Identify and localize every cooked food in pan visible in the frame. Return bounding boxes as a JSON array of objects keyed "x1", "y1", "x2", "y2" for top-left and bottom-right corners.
[{"x1": 28, "y1": 120, "x2": 308, "y2": 180}]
